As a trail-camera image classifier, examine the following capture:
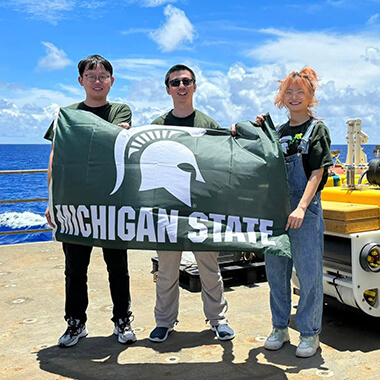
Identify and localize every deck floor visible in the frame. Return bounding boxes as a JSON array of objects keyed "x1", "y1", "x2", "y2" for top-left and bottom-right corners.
[{"x1": 1, "y1": 241, "x2": 379, "y2": 380}]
